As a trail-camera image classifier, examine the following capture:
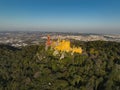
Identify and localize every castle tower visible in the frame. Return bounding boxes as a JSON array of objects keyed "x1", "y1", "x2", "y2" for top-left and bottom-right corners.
[
  {"x1": 46, "y1": 35, "x2": 52, "y2": 46},
  {"x1": 45, "y1": 35, "x2": 52, "y2": 50}
]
